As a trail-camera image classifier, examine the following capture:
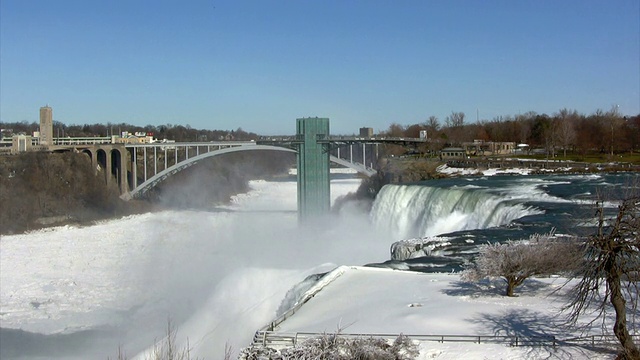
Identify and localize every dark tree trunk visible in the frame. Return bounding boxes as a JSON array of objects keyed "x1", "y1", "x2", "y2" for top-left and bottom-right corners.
[
  {"x1": 506, "y1": 277, "x2": 516, "y2": 297},
  {"x1": 608, "y1": 271, "x2": 639, "y2": 359}
]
